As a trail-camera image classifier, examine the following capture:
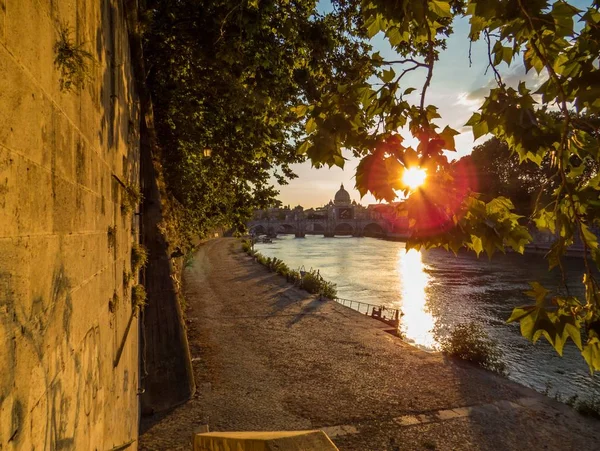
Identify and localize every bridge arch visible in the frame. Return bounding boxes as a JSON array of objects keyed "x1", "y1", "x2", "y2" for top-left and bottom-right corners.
[
  {"x1": 276, "y1": 223, "x2": 296, "y2": 234},
  {"x1": 306, "y1": 222, "x2": 325, "y2": 234},
  {"x1": 250, "y1": 224, "x2": 266, "y2": 235},
  {"x1": 362, "y1": 222, "x2": 385, "y2": 237},
  {"x1": 334, "y1": 222, "x2": 354, "y2": 236}
]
